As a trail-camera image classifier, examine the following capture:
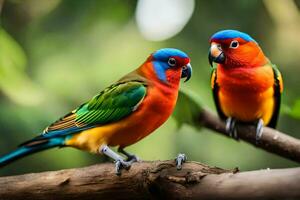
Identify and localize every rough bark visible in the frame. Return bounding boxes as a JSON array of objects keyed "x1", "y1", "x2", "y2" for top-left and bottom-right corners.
[
  {"x1": 0, "y1": 161, "x2": 299, "y2": 200},
  {"x1": 199, "y1": 108, "x2": 300, "y2": 163}
]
